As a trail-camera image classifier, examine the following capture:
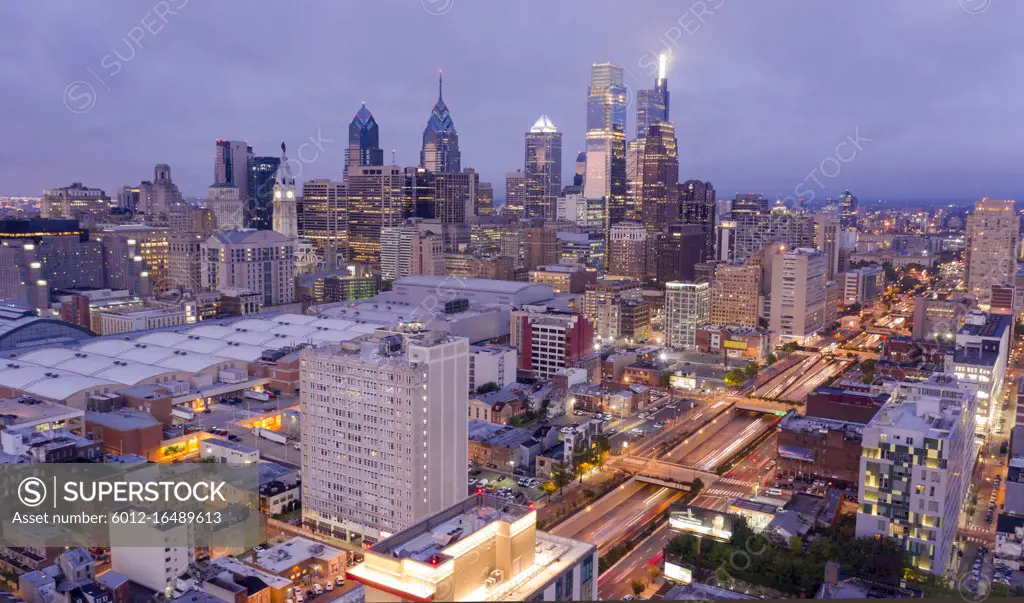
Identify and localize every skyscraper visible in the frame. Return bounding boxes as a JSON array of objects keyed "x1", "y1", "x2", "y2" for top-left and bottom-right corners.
[
  {"x1": 272, "y1": 143, "x2": 298, "y2": 239},
  {"x1": 137, "y1": 164, "x2": 183, "y2": 226},
  {"x1": 345, "y1": 165, "x2": 410, "y2": 263},
  {"x1": 635, "y1": 122, "x2": 680, "y2": 233},
  {"x1": 607, "y1": 222, "x2": 647, "y2": 280},
  {"x1": 213, "y1": 139, "x2": 253, "y2": 208},
  {"x1": 248, "y1": 155, "x2": 280, "y2": 230},
  {"x1": 838, "y1": 190, "x2": 859, "y2": 229},
  {"x1": 679, "y1": 179, "x2": 716, "y2": 263},
  {"x1": 636, "y1": 54, "x2": 670, "y2": 139},
  {"x1": 813, "y1": 209, "x2": 840, "y2": 280},
  {"x1": 965, "y1": 198, "x2": 1018, "y2": 306},
  {"x1": 504, "y1": 170, "x2": 526, "y2": 219},
  {"x1": 420, "y1": 72, "x2": 461, "y2": 174},
  {"x1": 475, "y1": 180, "x2": 494, "y2": 216},
  {"x1": 344, "y1": 103, "x2": 384, "y2": 181},
  {"x1": 299, "y1": 179, "x2": 346, "y2": 267},
  {"x1": 523, "y1": 115, "x2": 563, "y2": 220},
  {"x1": 583, "y1": 63, "x2": 628, "y2": 233}
]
